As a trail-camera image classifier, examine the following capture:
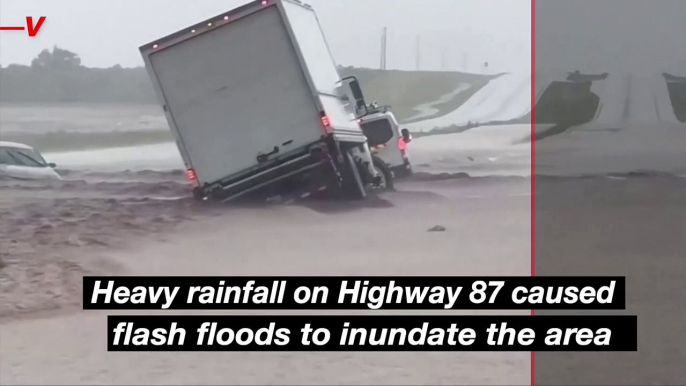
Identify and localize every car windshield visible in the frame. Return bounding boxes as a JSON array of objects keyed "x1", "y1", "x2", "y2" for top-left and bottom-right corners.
[{"x1": 0, "y1": 147, "x2": 48, "y2": 167}]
